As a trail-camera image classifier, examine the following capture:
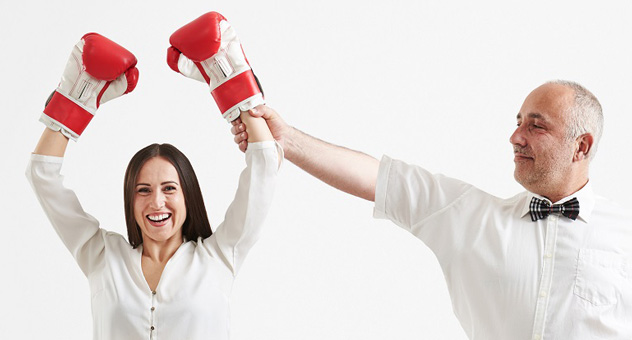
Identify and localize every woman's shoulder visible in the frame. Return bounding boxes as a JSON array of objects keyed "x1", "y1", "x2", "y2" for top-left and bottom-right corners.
[
  {"x1": 101, "y1": 229, "x2": 135, "y2": 251},
  {"x1": 188, "y1": 235, "x2": 221, "y2": 258}
]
